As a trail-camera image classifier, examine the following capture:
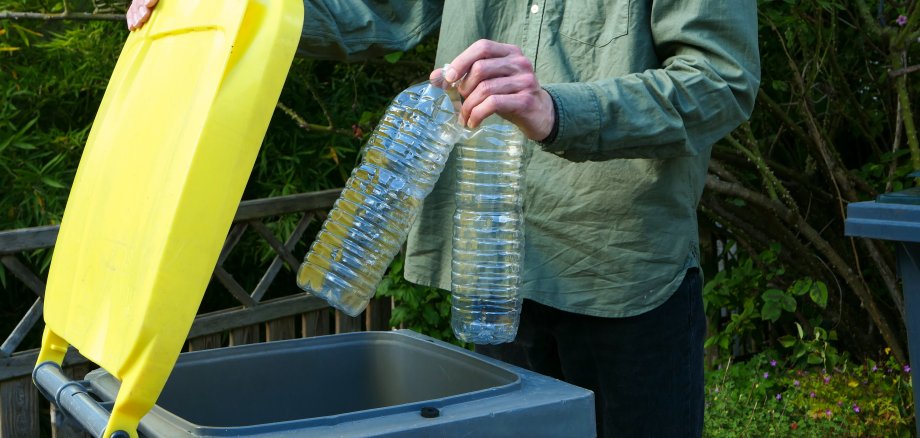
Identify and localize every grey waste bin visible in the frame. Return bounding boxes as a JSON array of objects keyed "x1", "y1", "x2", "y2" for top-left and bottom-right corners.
[
  {"x1": 845, "y1": 185, "x2": 920, "y2": 437},
  {"x1": 39, "y1": 330, "x2": 595, "y2": 437}
]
